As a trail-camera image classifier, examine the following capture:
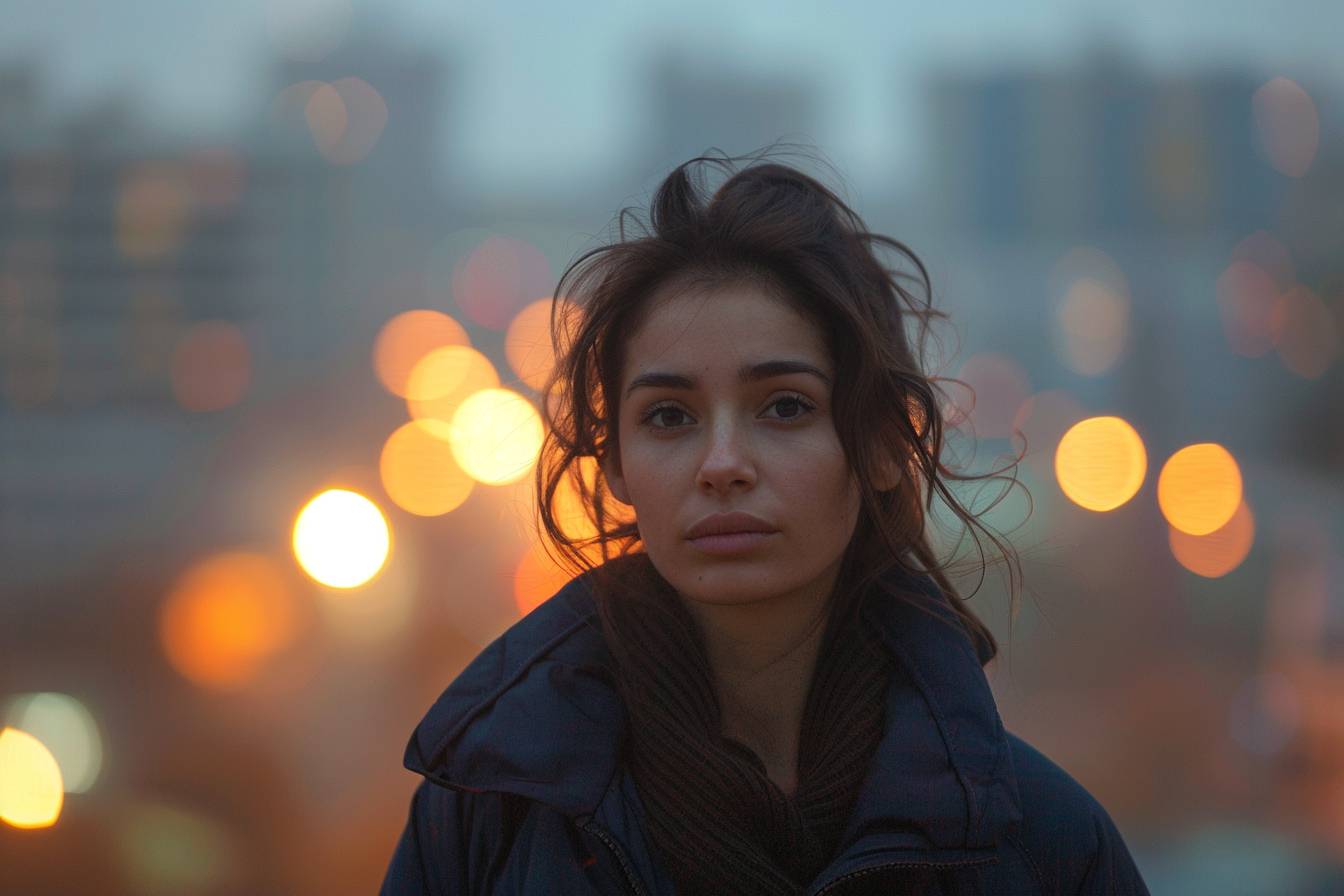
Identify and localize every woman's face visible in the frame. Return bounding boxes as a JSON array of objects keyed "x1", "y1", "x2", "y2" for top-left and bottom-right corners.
[{"x1": 602, "y1": 284, "x2": 861, "y2": 610}]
